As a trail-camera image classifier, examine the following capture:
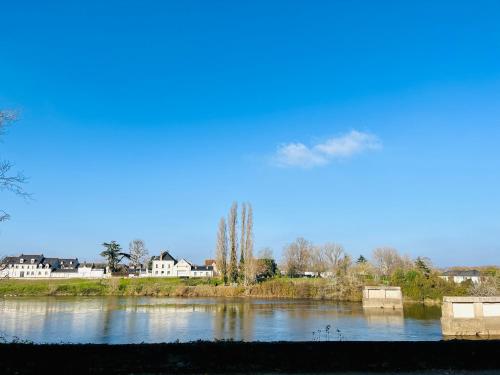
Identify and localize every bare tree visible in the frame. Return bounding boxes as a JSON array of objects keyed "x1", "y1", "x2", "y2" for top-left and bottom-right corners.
[
  {"x1": 215, "y1": 217, "x2": 228, "y2": 284},
  {"x1": 228, "y1": 202, "x2": 239, "y2": 283},
  {"x1": 323, "y1": 243, "x2": 351, "y2": 275},
  {"x1": 0, "y1": 110, "x2": 29, "y2": 222},
  {"x1": 129, "y1": 239, "x2": 149, "y2": 268},
  {"x1": 243, "y1": 203, "x2": 255, "y2": 284},
  {"x1": 309, "y1": 243, "x2": 351, "y2": 277},
  {"x1": 310, "y1": 246, "x2": 327, "y2": 276},
  {"x1": 258, "y1": 247, "x2": 273, "y2": 260},
  {"x1": 372, "y1": 247, "x2": 410, "y2": 276},
  {"x1": 282, "y1": 237, "x2": 312, "y2": 277}
]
